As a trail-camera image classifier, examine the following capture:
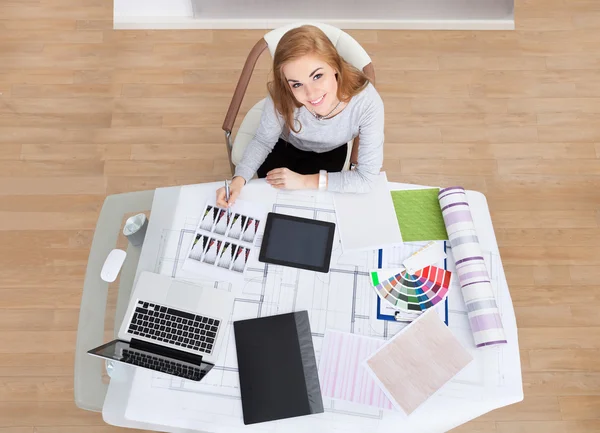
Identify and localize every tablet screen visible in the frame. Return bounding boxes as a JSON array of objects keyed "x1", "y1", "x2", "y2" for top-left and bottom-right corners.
[{"x1": 259, "y1": 213, "x2": 335, "y2": 273}]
